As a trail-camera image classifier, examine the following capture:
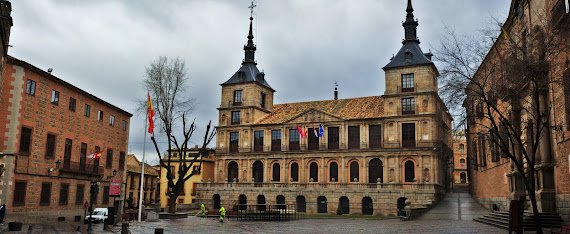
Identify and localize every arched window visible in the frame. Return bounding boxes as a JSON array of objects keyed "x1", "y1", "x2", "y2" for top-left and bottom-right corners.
[
  {"x1": 404, "y1": 160, "x2": 415, "y2": 182},
  {"x1": 276, "y1": 195, "x2": 286, "y2": 209},
  {"x1": 309, "y1": 162, "x2": 318, "y2": 182},
  {"x1": 257, "y1": 195, "x2": 266, "y2": 211},
  {"x1": 329, "y1": 162, "x2": 338, "y2": 182},
  {"x1": 459, "y1": 158, "x2": 466, "y2": 168},
  {"x1": 339, "y1": 196, "x2": 349, "y2": 214},
  {"x1": 228, "y1": 161, "x2": 238, "y2": 182},
  {"x1": 253, "y1": 160, "x2": 263, "y2": 182},
  {"x1": 350, "y1": 161, "x2": 359, "y2": 182},
  {"x1": 368, "y1": 158, "x2": 383, "y2": 183},
  {"x1": 290, "y1": 162, "x2": 299, "y2": 182},
  {"x1": 362, "y1": 197, "x2": 373, "y2": 215},
  {"x1": 272, "y1": 163, "x2": 281, "y2": 182},
  {"x1": 238, "y1": 194, "x2": 247, "y2": 210},
  {"x1": 213, "y1": 194, "x2": 221, "y2": 209},
  {"x1": 296, "y1": 196, "x2": 306, "y2": 212}
]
